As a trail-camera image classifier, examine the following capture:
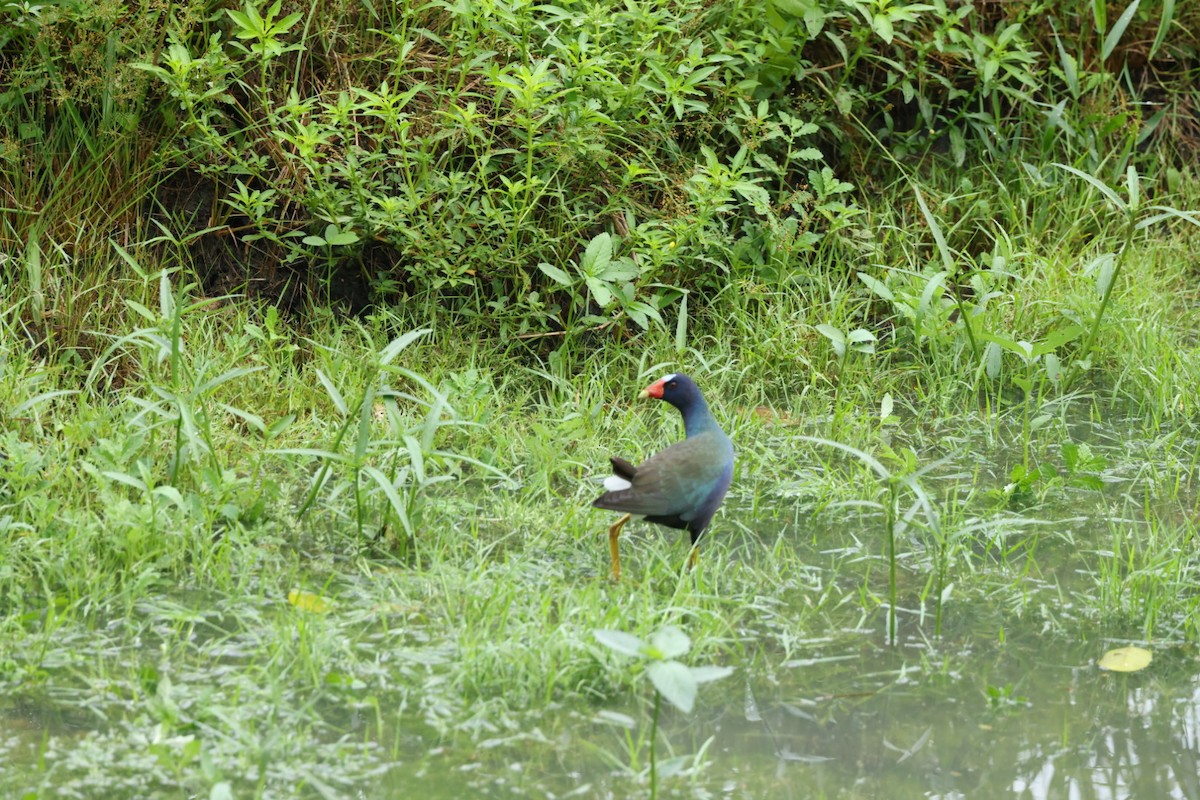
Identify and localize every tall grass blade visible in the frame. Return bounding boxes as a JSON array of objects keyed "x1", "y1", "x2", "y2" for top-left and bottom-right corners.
[
  {"x1": 1101, "y1": 0, "x2": 1141, "y2": 61},
  {"x1": 379, "y1": 328, "x2": 431, "y2": 365},
  {"x1": 314, "y1": 368, "x2": 348, "y2": 416},
  {"x1": 796, "y1": 435, "x2": 890, "y2": 481},
  {"x1": 1149, "y1": 0, "x2": 1176, "y2": 59},
  {"x1": 1091, "y1": 0, "x2": 1107, "y2": 33},
  {"x1": 24, "y1": 230, "x2": 44, "y2": 324},
  {"x1": 1135, "y1": 206, "x2": 1200, "y2": 230},
  {"x1": 361, "y1": 465, "x2": 413, "y2": 536},
  {"x1": 1051, "y1": 163, "x2": 1126, "y2": 211},
  {"x1": 1124, "y1": 165, "x2": 1140, "y2": 212},
  {"x1": 14, "y1": 390, "x2": 79, "y2": 416},
  {"x1": 675, "y1": 291, "x2": 689, "y2": 353},
  {"x1": 912, "y1": 186, "x2": 953, "y2": 273}
]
